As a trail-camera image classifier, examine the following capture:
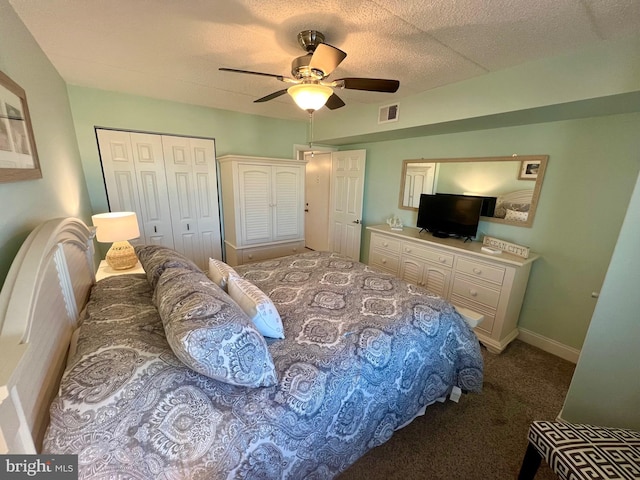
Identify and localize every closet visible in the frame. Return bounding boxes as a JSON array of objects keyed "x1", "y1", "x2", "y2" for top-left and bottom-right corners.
[
  {"x1": 218, "y1": 155, "x2": 305, "y2": 266},
  {"x1": 97, "y1": 129, "x2": 222, "y2": 269}
]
